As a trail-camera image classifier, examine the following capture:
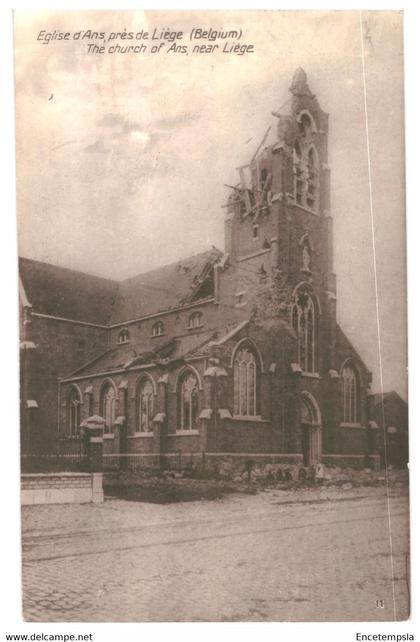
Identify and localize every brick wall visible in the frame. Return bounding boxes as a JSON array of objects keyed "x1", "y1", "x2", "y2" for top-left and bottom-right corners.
[
  {"x1": 58, "y1": 316, "x2": 376, "y2": 460},
  {"x1": 216, "y1": 418, "x2": 273, "y2": 453},
  {"x1": 21, "y1": 472, "x2": 96, "y2": 505},
  {"x1": 24, "y1": 314, "x2": 109, "y2": 452},
  {"x1": 108, "y1": 299, "x2": 221, "y2": 346}
]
